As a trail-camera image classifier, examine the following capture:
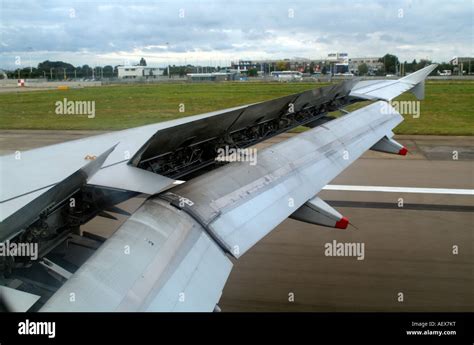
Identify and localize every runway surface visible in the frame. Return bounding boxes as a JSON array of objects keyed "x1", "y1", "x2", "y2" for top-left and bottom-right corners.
[{"x1": 1, "y1": 130, "x2": 473, "y2": 311}]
